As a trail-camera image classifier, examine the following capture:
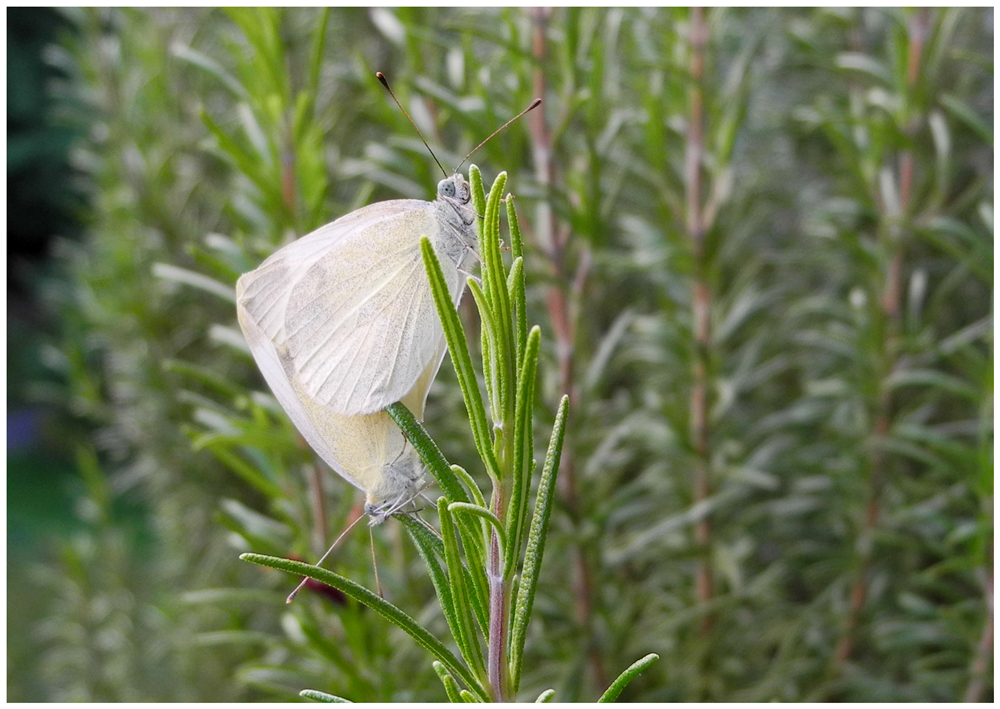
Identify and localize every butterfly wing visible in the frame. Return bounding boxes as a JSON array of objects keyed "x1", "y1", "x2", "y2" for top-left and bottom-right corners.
[
  {"x1": 236, "y1": 199, "x2": 425, "y2": 345},
  {"x1": 238, "y1": 293, "x2": 445, "y2": 501},
  {"x1": 236, "y1": 296, "x2": 362, "y2": 491},
  {"x1": 280, "y1": 204, "x2": 464, "y2": 416}
]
